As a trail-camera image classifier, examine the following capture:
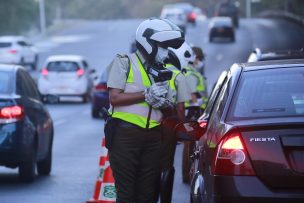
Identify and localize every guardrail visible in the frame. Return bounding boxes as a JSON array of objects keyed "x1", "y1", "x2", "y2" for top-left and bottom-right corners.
[{"x1": 258, "y1": 10, "x2": 304, "y2": 27}]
